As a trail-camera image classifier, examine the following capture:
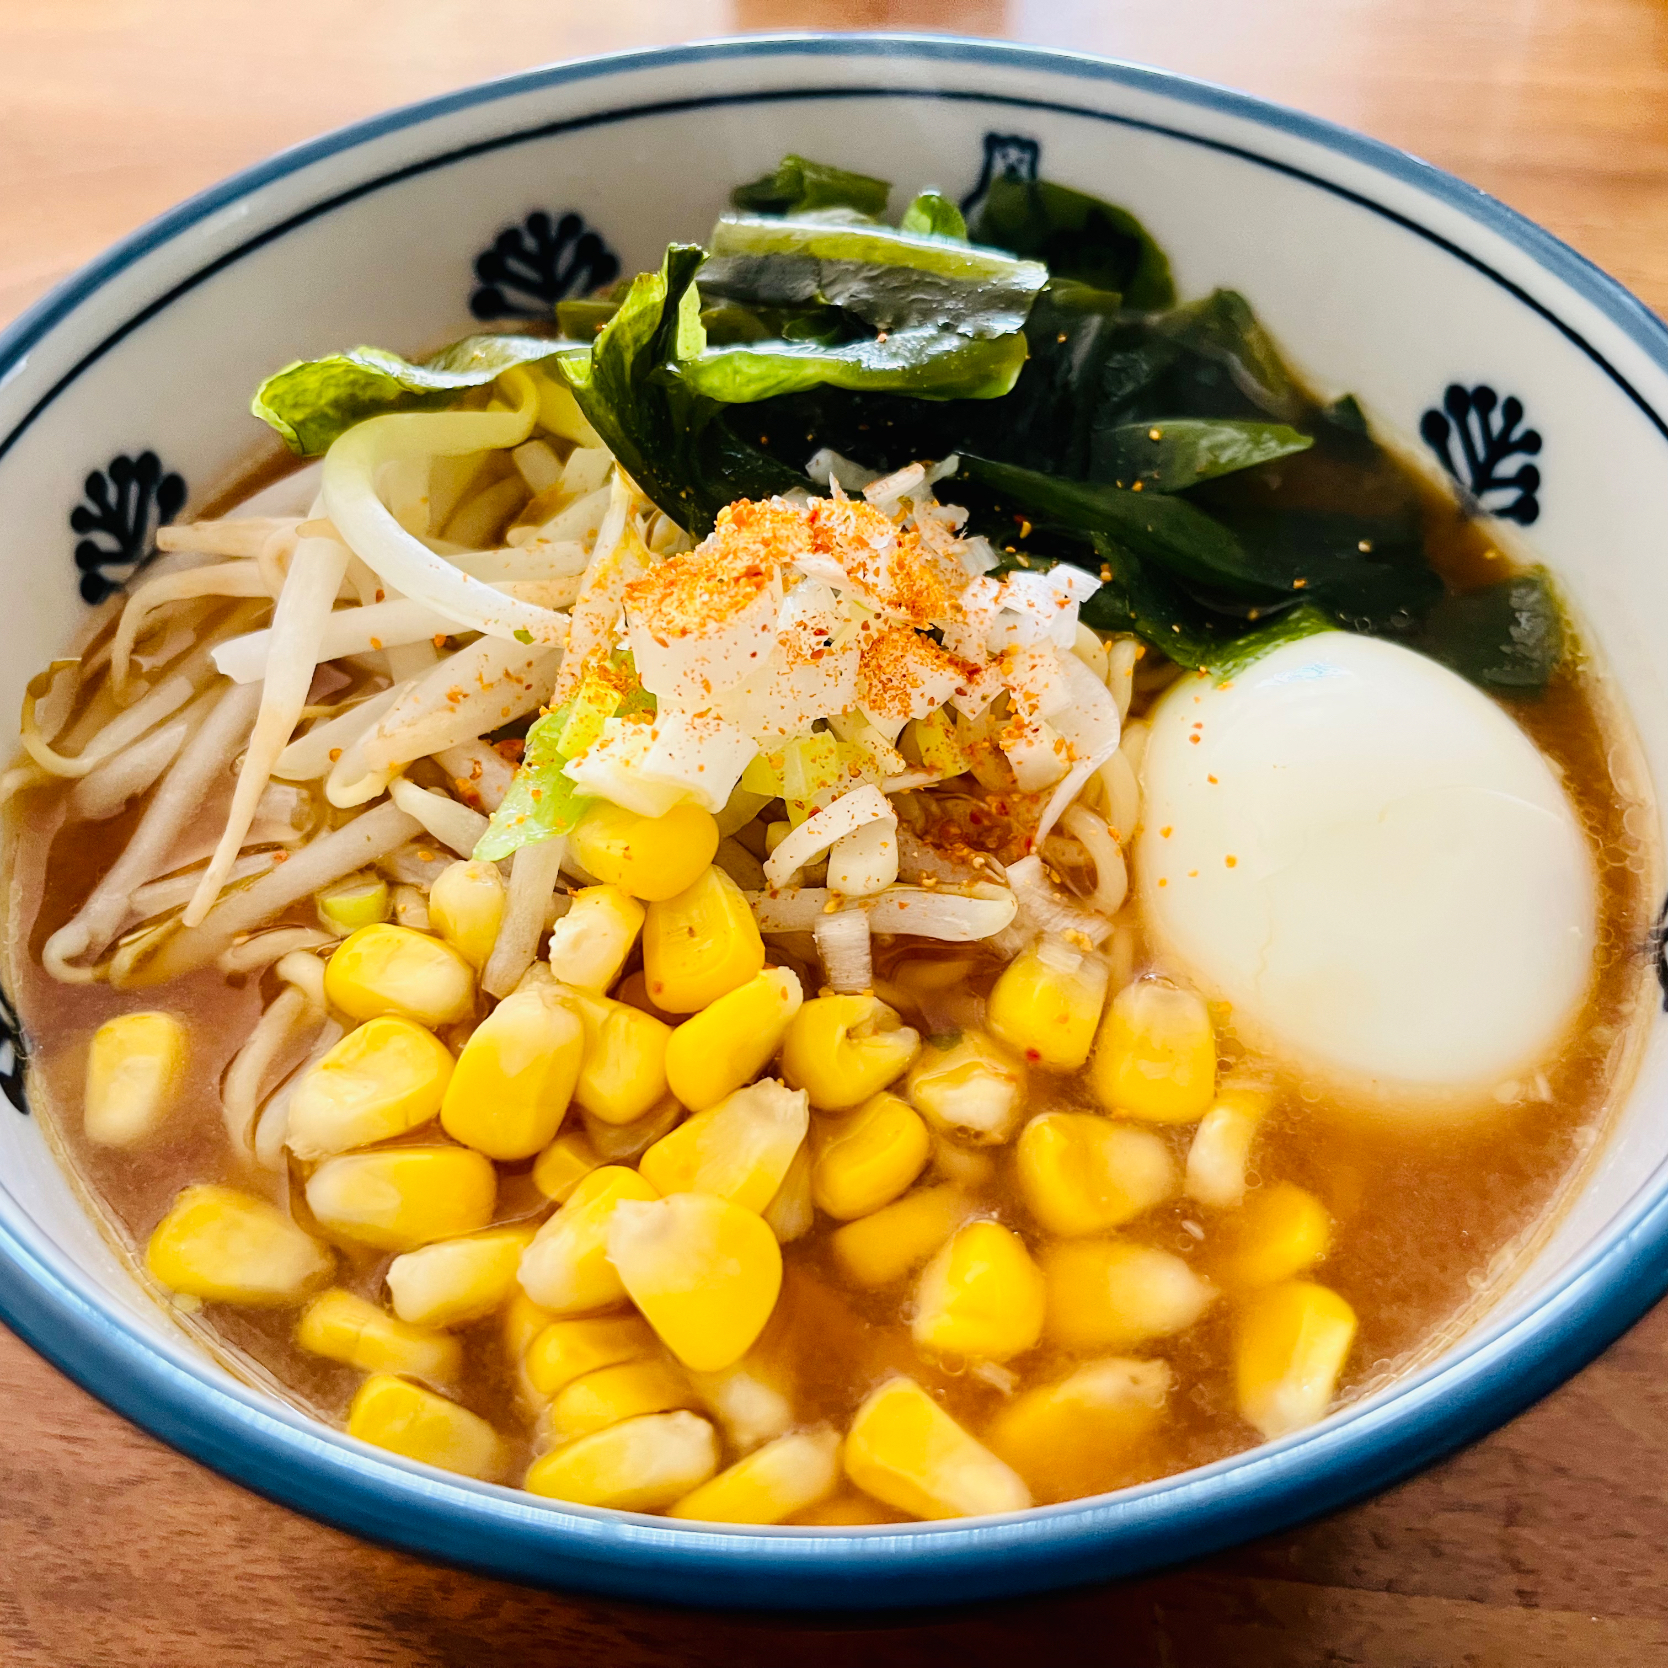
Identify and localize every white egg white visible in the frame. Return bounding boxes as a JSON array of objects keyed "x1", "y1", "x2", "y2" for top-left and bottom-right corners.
[{"x1": 1136, "y1": 632, "x2": 1596, "y2": 1119}]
